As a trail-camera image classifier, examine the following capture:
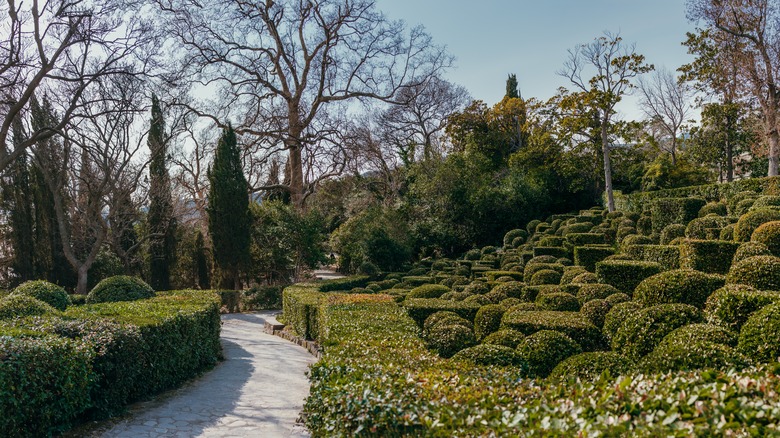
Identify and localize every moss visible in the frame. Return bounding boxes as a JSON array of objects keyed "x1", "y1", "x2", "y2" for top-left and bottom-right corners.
[
  {"x1": 734, "y1": 208, "x2": 780, "y2": 242},
  {"x1": 737, "y1": 302, "x2": 780, "y2": 363},
  {"x1": 518, "y1": 330, "x2": 582, "y2": 378},
  {"x1": 474, "y1": 304, "x2": 506, "y2": 340},
  {"x1": 535, "y1": 292, "x2": 580, "y2": 312},
  {"x1": 549, "y1": 351, "x2": 632, "y2": 381},
  {"x1": 612, "y1": 303, "x2": 703, "y2": 362},
  {"x1": 633, "y1": 269, "x2": 725, "y2": 309},
  {"x1": 726, "y1": 255, "x2": 780, "y2": 290},
  {"x1": 481, "y1": 329, "x2": 526, "y2": 349},
  {"x1": 11, "y1": 280, "x2": 70, "y2": 311},
  {"x1": 595, "y1": 260, "x2": 662, "y2": 295},
  {"x1": 705, "y1": 284, "x2": 780, "y2": 332}
]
